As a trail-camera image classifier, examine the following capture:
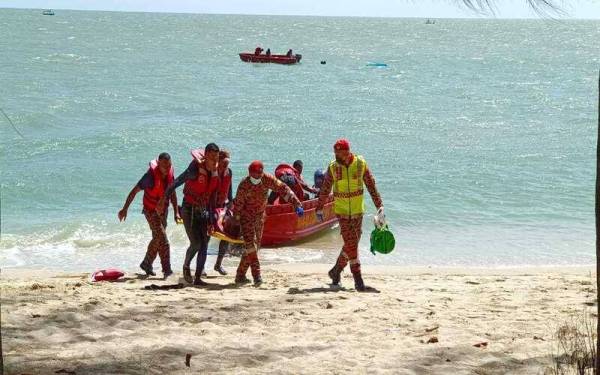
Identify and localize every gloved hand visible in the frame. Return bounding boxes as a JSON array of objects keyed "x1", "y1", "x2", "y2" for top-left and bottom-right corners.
[
  {"x1": 295, "y1": 206, "x2": 304, "y2": 217},
  {"x1": 316, "y1": 209, "x2": 324, "y2": 222}
]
